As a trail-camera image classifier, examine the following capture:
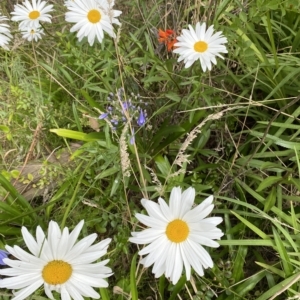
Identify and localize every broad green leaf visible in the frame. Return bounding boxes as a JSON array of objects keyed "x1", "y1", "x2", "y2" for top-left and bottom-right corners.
[
  {"x1": 50, "y1": 129, "x2": 99, "y2": 141},
  {"x1": 251, "y1": 131, "x2": 300, "y2": 150},
  {"x1": 95, "y1": 167, "x2": 119, "y2": 180},
  {"x1": 256, "y1": 176, "x2": 282, "y2": 192},
  {"x1": 0, "y1": 125, "x2": 9, "y2": 133},
  {"x1": 165, "y1": 92, "x2": 181, "y2": 102}
]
